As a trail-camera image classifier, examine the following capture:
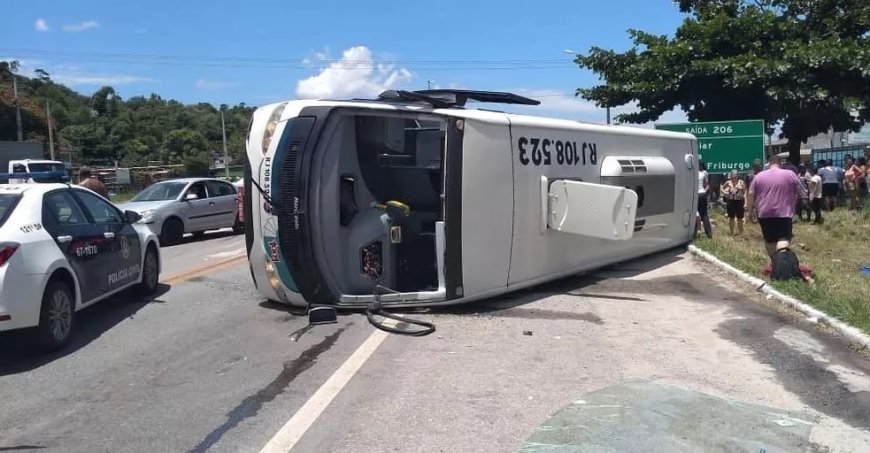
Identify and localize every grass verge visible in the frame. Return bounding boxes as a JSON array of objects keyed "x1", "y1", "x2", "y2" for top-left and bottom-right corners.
[
  {"x1": 109, "y1": 191, "x2": 136, "y2": 204},
  {"x1": 693, "y1": 205, "x2": 870, "y2": 335}
]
